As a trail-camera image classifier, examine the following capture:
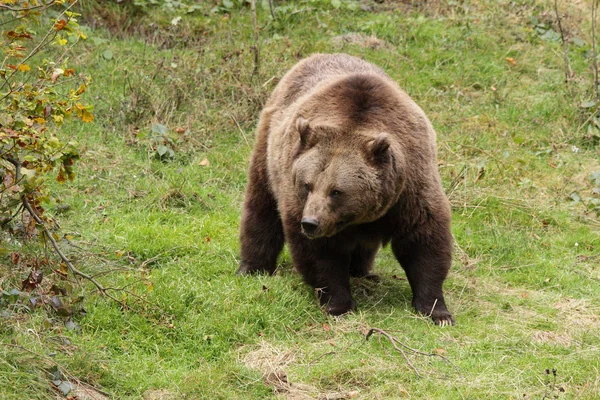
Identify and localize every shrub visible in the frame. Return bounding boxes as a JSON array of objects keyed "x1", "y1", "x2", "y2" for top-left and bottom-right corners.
[{"x1": 0, "y1": 0, "x2": 92, "y2": 231}]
